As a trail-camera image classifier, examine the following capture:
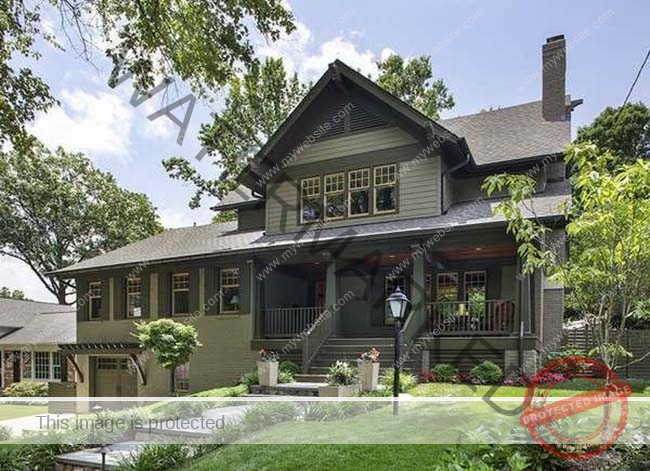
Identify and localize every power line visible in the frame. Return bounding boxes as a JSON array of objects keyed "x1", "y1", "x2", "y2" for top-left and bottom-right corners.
[{"x1": 622, "y1": 46, "x2": 650, "y2": 108}]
